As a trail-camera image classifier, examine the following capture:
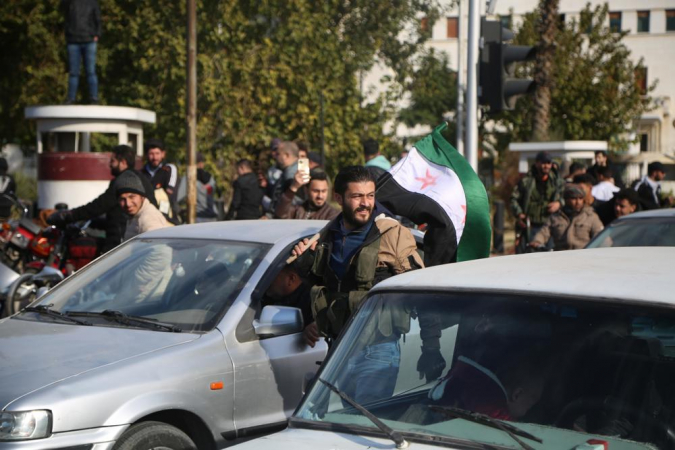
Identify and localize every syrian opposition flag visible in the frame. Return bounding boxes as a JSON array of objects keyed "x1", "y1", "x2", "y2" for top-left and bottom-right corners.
[{"x1": 376, "y1": 123, "x2": 491, "y2": 266}]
